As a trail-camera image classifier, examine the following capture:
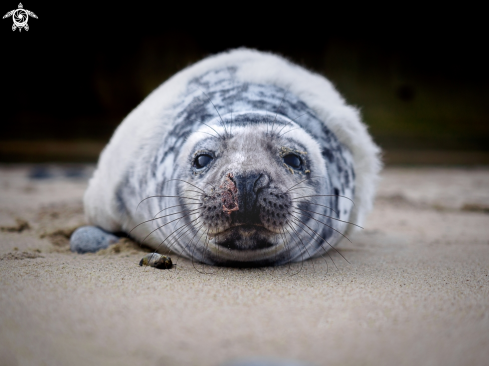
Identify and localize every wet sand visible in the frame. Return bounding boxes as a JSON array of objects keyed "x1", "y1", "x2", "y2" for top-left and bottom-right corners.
[{"x1": 1, "y1": 165, "x2": 488, "y2": 366}]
